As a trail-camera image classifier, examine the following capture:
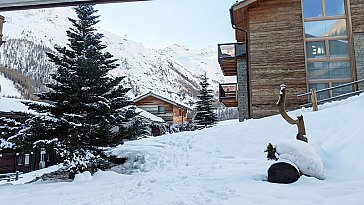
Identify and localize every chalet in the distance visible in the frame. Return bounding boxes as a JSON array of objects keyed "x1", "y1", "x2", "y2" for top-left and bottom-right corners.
[
  {"x1": 219, "y1": 0, "x2": 364, "y2": 121},
  {"x1": 133, "y1": 92, "x2": 192, "y2": 124}
]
